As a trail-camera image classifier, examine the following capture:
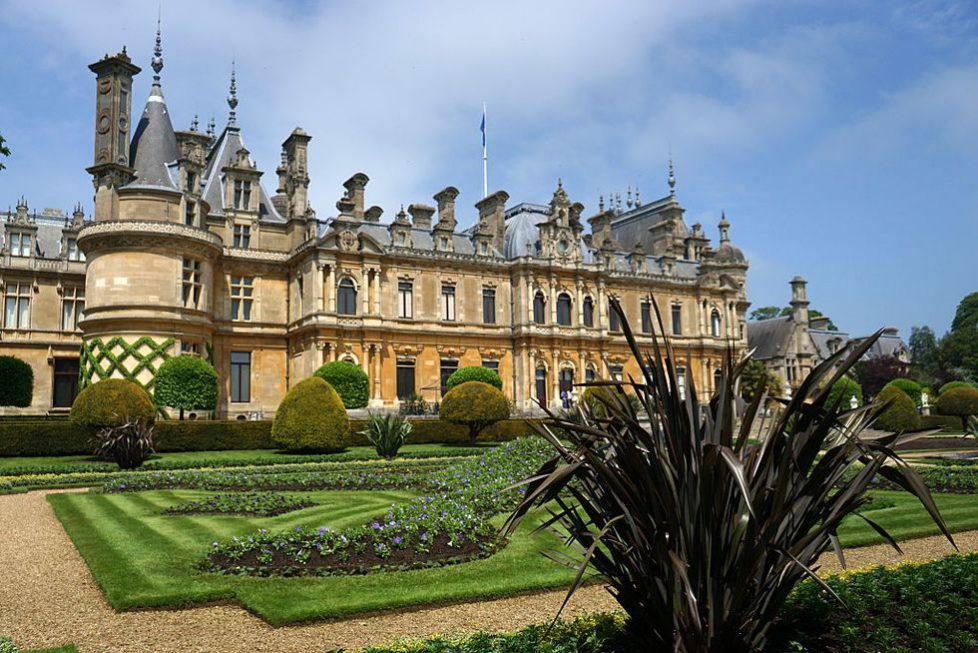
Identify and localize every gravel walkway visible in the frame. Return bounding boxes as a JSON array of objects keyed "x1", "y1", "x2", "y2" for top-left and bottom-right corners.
[{"x1": 0, "y1": 489, "x2": 972, "y2": 653}]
